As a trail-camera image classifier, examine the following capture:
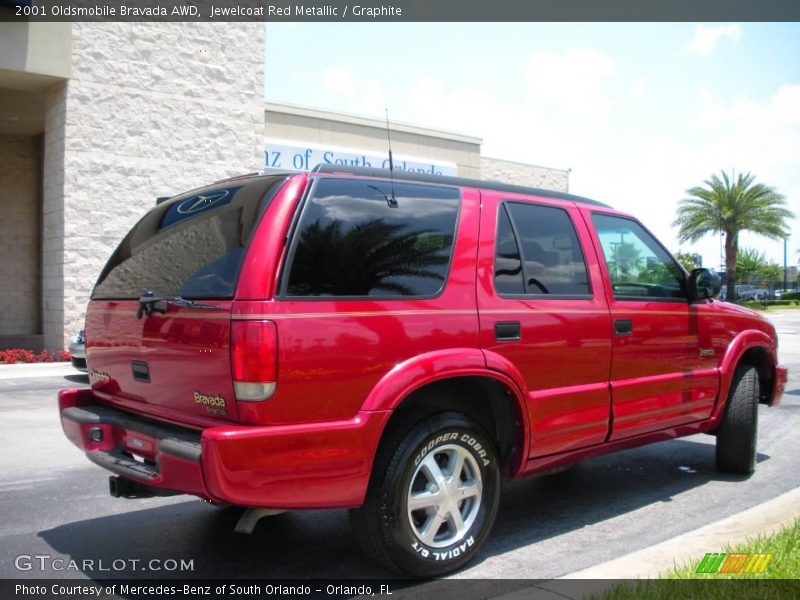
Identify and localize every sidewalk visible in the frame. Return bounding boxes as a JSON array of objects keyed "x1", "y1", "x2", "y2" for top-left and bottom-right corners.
[
  {"x1": 0, "y1": 362, "x2": 84, "y2": 380},
  {"x1": 562, "y1": 485, "x2": 800, "y2": 579}
]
